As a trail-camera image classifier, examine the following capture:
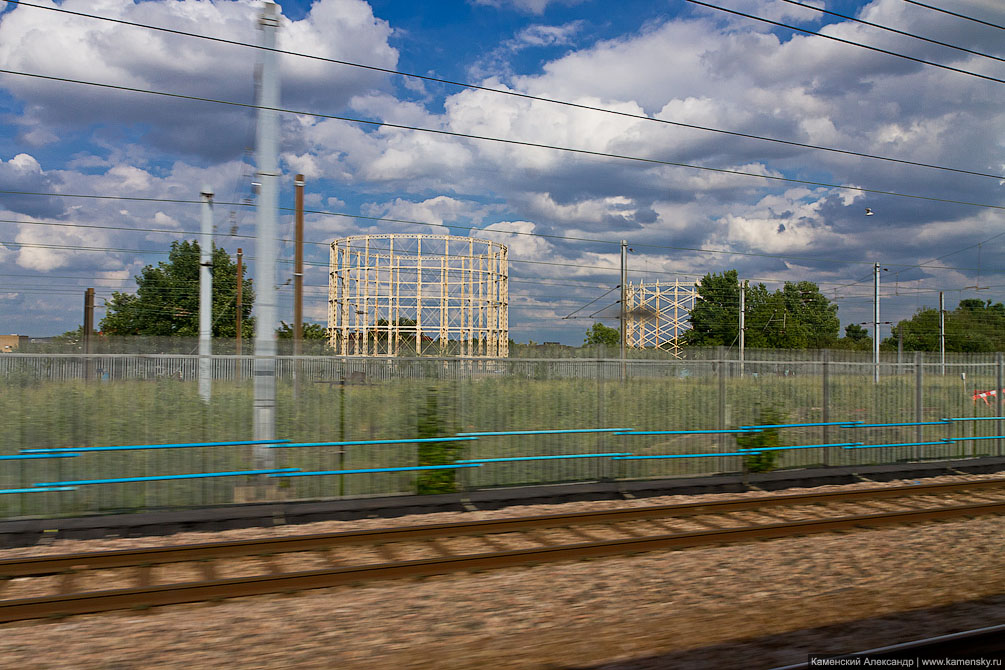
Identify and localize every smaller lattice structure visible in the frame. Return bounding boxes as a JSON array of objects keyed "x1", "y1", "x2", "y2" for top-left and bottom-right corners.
[
  {"x1": 625, "y1": 278, "x2": 697, "y2": 358},
  {"x1": 329, "y1": 234, "x2": 508, "y2": 357}
]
